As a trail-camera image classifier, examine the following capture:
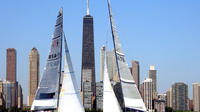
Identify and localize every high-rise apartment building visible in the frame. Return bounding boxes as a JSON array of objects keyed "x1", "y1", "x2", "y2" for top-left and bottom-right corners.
[
  {"x1": 3, "y1": 81, "x2": 12, "y2": 109},
  {"x1": 148, "y1": 65, "x2": 157, "y2": 99},
  {"x1": 193, "y1": 82, "x2": 200, "y2": 112},
  {"x1": 172, "y1": 82, "x2": 188, "y2": 111},
  {"x1": 17, "y1": 84, "x2": 23, "y2": 109},
  {"x1": 6, "y1": 48, "x2": 16, "y2": 82},
  {"x1": 28, "y1": 48, "x2": 39, "y2": 106},
  {"x1": 105, "y1": 50, "x2": 119, "y2": 81},
  {"x1": 131, "y1": 60, "x2": 140, "y2": 89},
  {"x1": 148, "y1": 65, "x2": 157, "y2": 92},
  {"x1": 142, "y1": 78, "x2": 153, "y2": 111},
  {"x1": 188, "y1": 99, "x2": 193, "y2": 111},
  {"x1": 166, "y1": 88, "x2": 173, "y2": 108},
  {"x1": 0, "y1": 79, "x2": 4, "y2": 106},
  {"x1": 11, "y1": 81, "x2": 18, "y2": 108},
  {"x1": 100, "y1": 45, "x2": 105, "y2": 81},
  {"x1": 106, "y1": 51, "x2": 114, "y2": 80}
]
